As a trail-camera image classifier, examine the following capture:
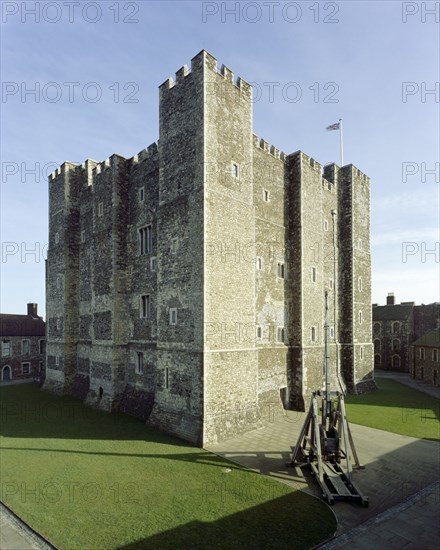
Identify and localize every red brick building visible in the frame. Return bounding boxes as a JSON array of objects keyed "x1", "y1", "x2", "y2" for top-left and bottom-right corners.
[
  {"x1": 410, "y1": 327, "x2": 440, "y2": 387},
  {"x1": 373, "y1": 293, "x2": 439, "y2": 373},
  {"x1": 0, "y1": 303, "x2": 46, "y2": 382}
]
